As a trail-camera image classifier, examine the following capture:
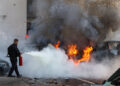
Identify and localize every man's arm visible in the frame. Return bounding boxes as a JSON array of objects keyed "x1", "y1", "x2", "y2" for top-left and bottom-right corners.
[{"x1": 14, "y1": 46, "x2": 21, "y2": 57}]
